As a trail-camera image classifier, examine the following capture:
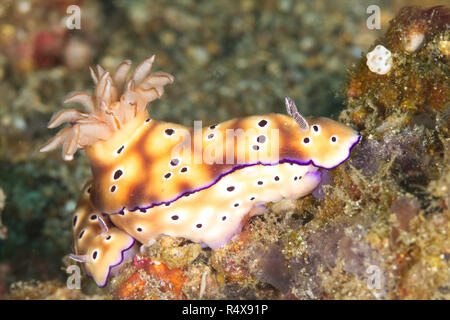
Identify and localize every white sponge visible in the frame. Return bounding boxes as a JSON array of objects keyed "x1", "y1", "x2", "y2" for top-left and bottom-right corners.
[{"x1": 366, "y1": 45, "x2": 392, "y2": 75}]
